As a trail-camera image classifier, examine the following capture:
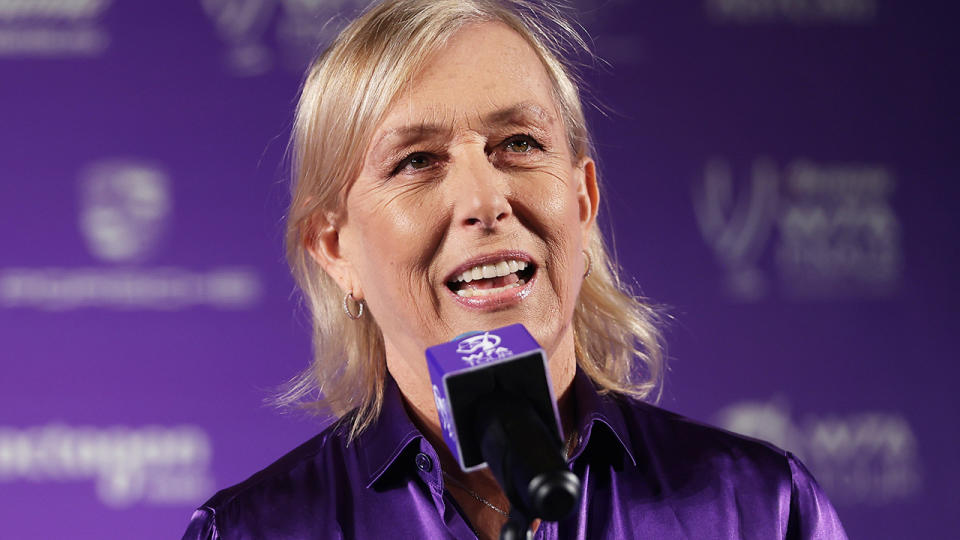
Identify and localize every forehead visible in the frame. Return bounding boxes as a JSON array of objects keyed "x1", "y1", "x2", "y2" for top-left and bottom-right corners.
[{"x1": 376, "y1": 21, "x2": 559, "y2": 132}]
